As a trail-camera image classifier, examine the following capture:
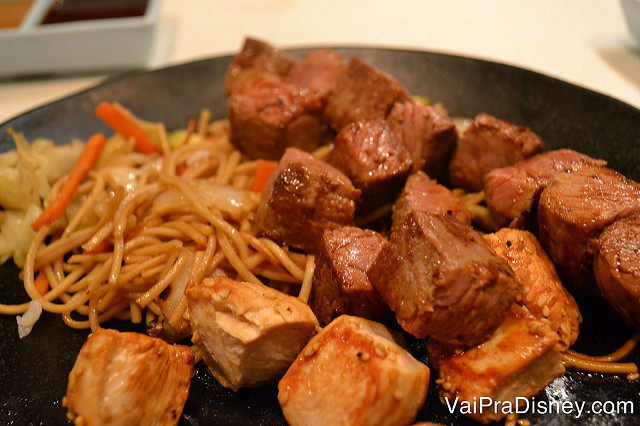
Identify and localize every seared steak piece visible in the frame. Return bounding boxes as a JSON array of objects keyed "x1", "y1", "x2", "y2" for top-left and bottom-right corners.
[
  {"x1": 485, "y1": 228, "x2": 581, "y2": 349},
  {"x1": 257, "y1": 148, "x2": 360, "y2": 253},
  {"x1": 449, "y1": 113, "x2": 546, "y2": 192},
  {"x1": 186, "y1": 277, "x2": 319, "y2": 391},
  {"x1": 428, "y1": 304, "x2": 564, "y2": 424},
  {"x1": 387, "y1": 101, "x2": 458, "y2": 182},
  {"x1": 538, "y1": 165, "x2": 640, "y2": 292},
  {"x1": 278, "y1": 315, "x2": 430, "y2": 426},
  {"x1": 323, "y1": 57, "x2": 412, "y2": 131},
  {"x1": 593, "y1": 211, "x2": 640, "y2": 326},
  {"x1": 392, "y1": 170, "x2": 471, "y2": 229},
  {"x1": 484, "y1": 149, "x2": 606, "y2": 228},
  {"x1": 289, "y1": 49, "x2": 345, "y2": 102},
  {"x1": 224, "y1": 37, "x2": 297, "y2": 96},
  {"x1": 328, "y1": 117, "x2": 413, "y2": 213},
  {"x1": 228, "y1": 75, "x2": 325, "y2": 160},
  {"x1": 309, "y1": 226, "x2": 390, "y2": 326},
  {"x1": 64, "y1": 328, "x2": 194, "y2": 426},
  {"x1": 368, "y1": 210, "x2": 521, "y2": 346}
]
